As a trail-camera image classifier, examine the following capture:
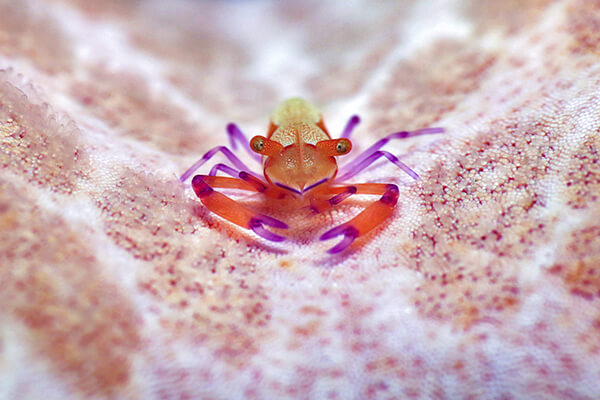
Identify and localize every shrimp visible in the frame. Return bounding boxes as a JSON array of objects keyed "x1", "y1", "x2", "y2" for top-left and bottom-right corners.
[{"x1": 180, "y1": 98, "x2": 443, "y2": 254}]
